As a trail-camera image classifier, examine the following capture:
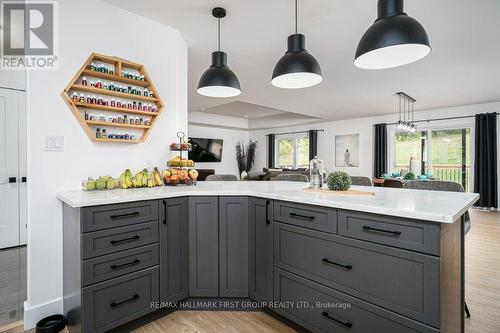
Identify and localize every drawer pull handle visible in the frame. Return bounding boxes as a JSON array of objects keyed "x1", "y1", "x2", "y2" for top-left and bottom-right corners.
[
  {"x1": 110, "y1": 294, "x2": 139, "y2": 308},
  {"x1": 163, "y1": 200, "x2": 167, "y2": 225},
  {"x1": 321, "y1": 258, "x2": 352, "y2": 270},
  {"x1": 322, "y1": 311, "x2": 353, "y2": 328},
  {"x1": 110, "y1": 259, "x2": 140, "y2": 270},
  {"x1": 362, "y1": 225, "x2": 402, "y2": 236},
  {"x1": 110, "y1": 212, "x2": 140, "y2": 220},
  {"x1": 266, "y1": 200, "x2": 271, "y2": 225},
  {"x1": 110, "y1": 235, "x2": 140, "y2": 245},
  {"x1": 289, "y1": 212, "x2": 315, "y2": 220}
]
